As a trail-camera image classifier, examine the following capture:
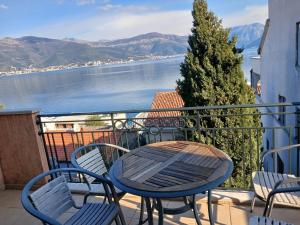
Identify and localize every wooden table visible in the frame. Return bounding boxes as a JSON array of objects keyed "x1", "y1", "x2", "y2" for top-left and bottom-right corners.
[{"x1": 109, "y1": 141, "x2": 233, "y2": 225}]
